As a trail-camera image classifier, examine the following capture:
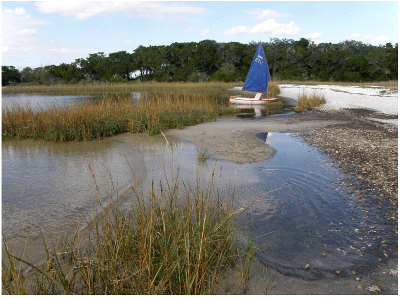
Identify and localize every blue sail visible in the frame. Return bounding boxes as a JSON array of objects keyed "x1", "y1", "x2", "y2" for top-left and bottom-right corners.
[{"x1": 242, "y1": 42, "x2": 270, "y2": 93}]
